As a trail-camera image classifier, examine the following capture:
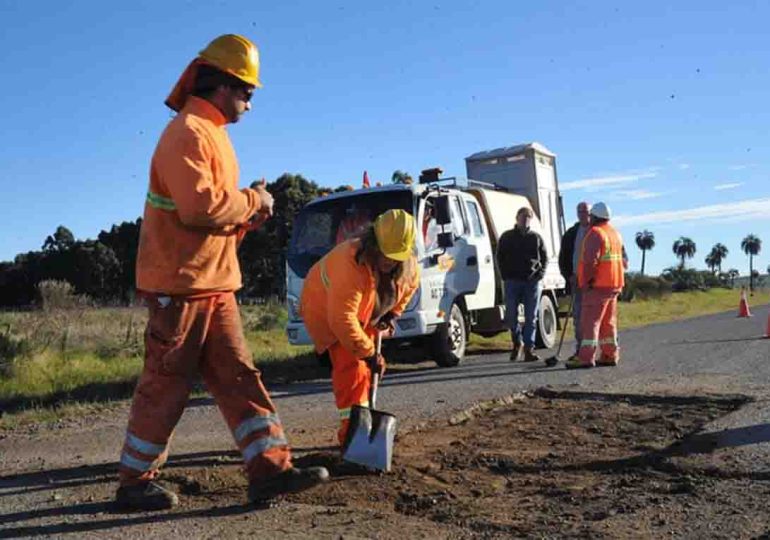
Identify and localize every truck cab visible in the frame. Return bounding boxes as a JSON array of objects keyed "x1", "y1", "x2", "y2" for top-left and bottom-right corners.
[{"x1": 285, "y1": 142, "x2": 566, "y2": 367}]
